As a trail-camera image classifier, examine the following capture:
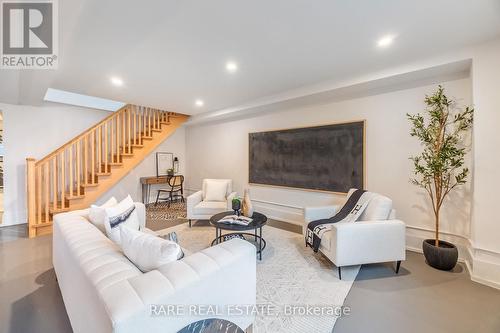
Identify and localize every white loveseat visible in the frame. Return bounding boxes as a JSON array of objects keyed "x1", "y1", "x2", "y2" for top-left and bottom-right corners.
[
  {"x1": 53, "y1": 202, "x2": 256, "y2": 333},
  {"x1": 303, "y1": 190, "x2": 406, "y2": 279},
  {"x1": 187, "y1": 179, "x2": 237, "y2": 226}
]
